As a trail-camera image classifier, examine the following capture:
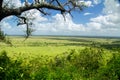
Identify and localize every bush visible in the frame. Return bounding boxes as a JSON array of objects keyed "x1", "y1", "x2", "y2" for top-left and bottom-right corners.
[
  {"x1": 96, "y1": 52, "x2": 120, "y2": 80},
  {"x1": 0, "y1": 51, "x2": 30, "y2": 80}
]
